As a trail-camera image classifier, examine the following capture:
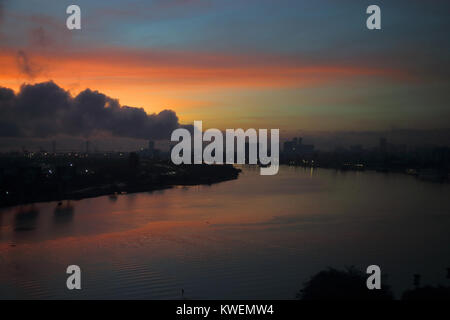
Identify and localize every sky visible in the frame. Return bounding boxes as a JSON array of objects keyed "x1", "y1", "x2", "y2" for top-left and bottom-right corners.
[{"x1": 0, "y1": 0, "x2": 449, "y2": 143}]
